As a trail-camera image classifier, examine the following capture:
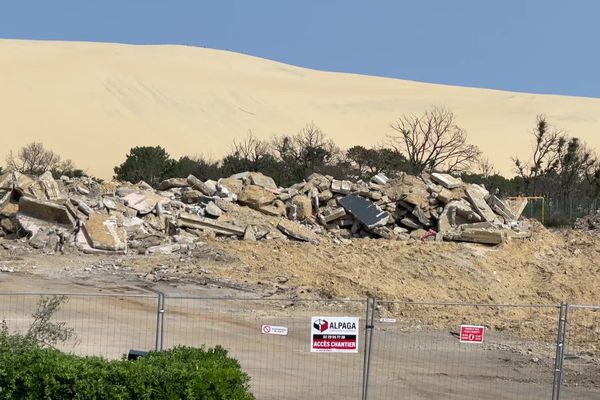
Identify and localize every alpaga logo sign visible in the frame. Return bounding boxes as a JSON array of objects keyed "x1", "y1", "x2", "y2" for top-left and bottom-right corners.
[{"x1": 311, "y1": 316, "x2": 359, "y2": 353}]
